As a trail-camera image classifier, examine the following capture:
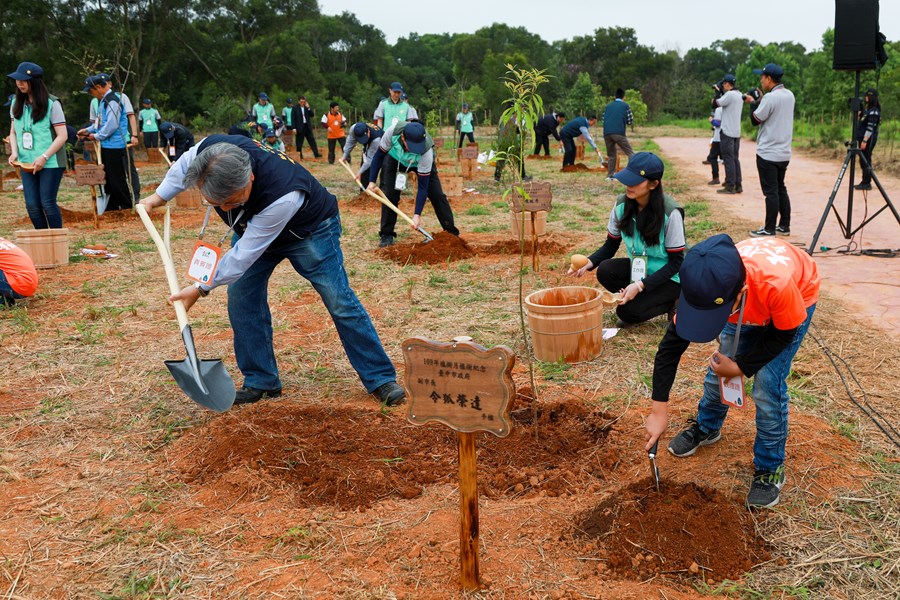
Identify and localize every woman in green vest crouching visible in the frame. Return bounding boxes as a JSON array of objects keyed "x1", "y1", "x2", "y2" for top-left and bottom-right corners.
[
  {"x1": 7, "y1": 61, "x2": 68, "y2": 229},
  {"x1": 568, "y1": 152, "x2": 686, "y2": 328}
]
